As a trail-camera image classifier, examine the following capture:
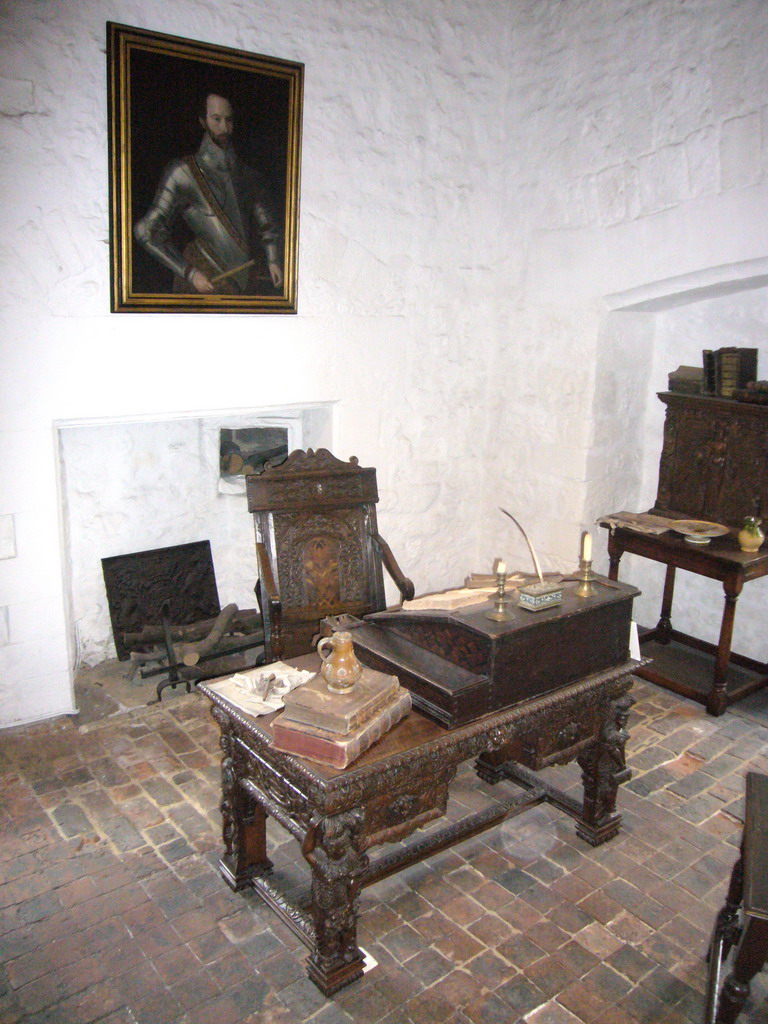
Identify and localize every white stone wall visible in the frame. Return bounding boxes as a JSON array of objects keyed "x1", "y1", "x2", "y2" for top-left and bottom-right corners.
[{"x1": 2, "y1": 0, "x2": 768, "y2": 726}]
